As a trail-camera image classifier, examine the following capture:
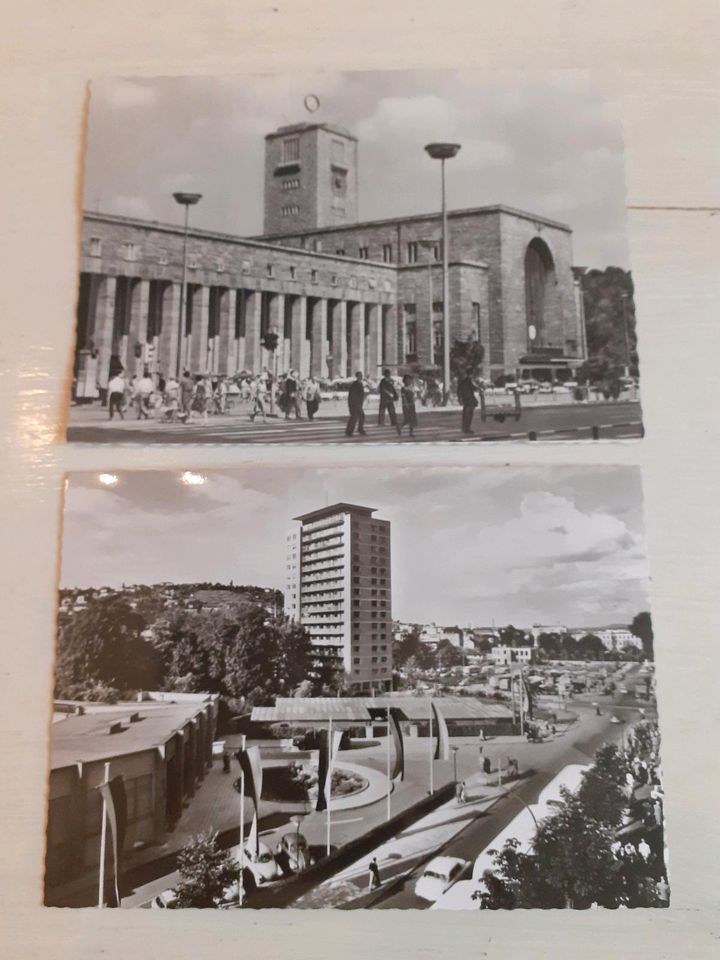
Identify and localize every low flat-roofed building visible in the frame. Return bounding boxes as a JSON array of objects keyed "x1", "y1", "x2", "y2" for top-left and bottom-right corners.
[{"x1": 45, "y1": 692, "x2": 218, "y2": 894}]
